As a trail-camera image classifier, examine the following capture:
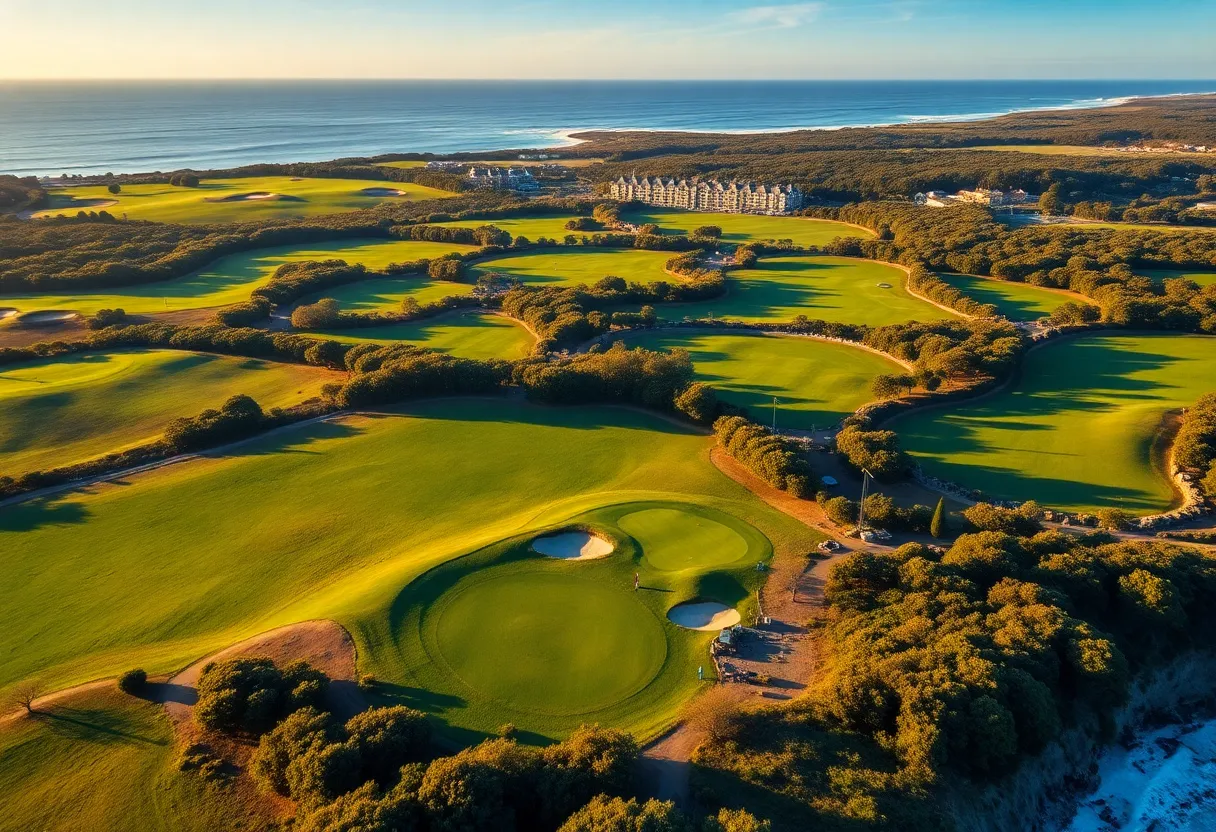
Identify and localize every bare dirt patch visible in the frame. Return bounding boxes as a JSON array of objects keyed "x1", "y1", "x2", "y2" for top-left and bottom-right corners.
[{"x1": 531, "y1": 530, "x2": 614, "y2": 560}]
